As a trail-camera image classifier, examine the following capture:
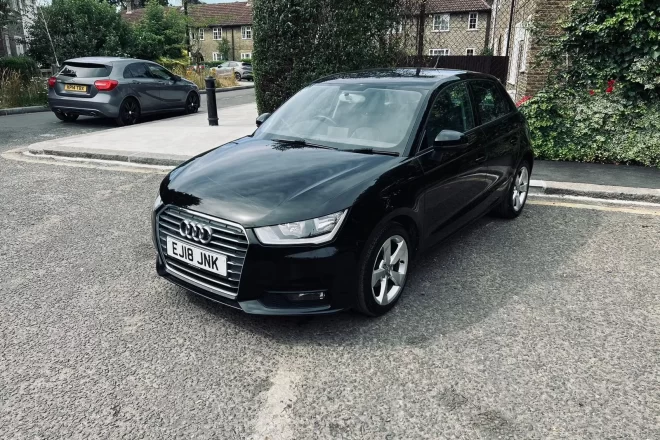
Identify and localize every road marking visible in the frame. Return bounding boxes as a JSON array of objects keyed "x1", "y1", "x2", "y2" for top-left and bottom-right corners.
[
  {"x1": 528, "y1": 199, "x2": 660, "y2": 216},
  {"x1": 251, "y1": 367, "x2": 298, "y2": 440}
]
